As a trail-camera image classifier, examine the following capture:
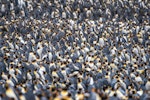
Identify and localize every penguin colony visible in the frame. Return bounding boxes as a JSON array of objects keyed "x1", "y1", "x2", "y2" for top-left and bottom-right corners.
[{"x1": 0, "y1": 0, "x2": 150, "y2": 100}]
